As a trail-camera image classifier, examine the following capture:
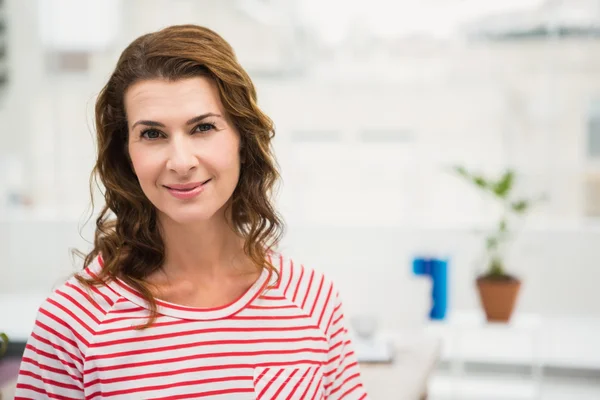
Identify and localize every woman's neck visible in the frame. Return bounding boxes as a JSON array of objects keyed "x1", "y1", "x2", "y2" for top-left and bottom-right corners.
[
  {"x1": 145, "y1": 211, "x2": 262, "y2": 309},
  {"x1": 157, "y1": 212, "x2": 253, "y2": 283}
]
